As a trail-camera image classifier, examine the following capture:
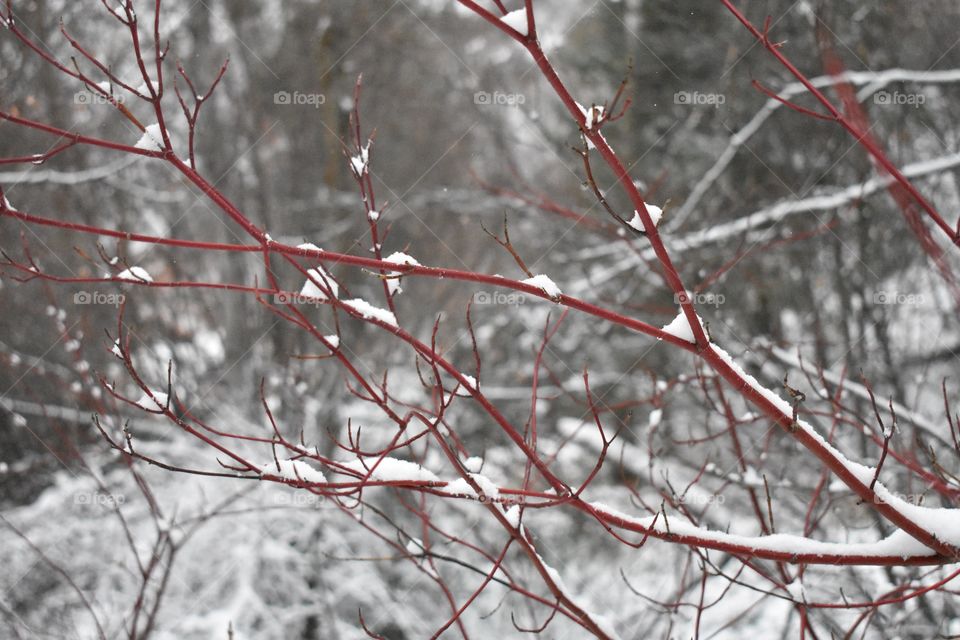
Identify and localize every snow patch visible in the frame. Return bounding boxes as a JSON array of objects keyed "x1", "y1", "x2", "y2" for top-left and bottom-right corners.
[
  {"x1": 441, "y1": 477, "x2": 476, "y2": 497},
  {"x1": 627, "y1": 204, "x2": 663, "y2": 231},
  {"x1": 340, "y1": 457, "x2": 439, "y2": 483},
  {"x1": 405, "y1": 537, "x2": 422, "y2": 555},
  {"x1": 522, "y1": 274, "x2": 562, "y2": 299},
  {"x1": 504, "y1": 504, "x2": 521, "y2": 528},
  {"x1": 584, "y1": 105, "x2": 604, "y2": 130},
  {"x1": 441, "y1": 473, "x2": 500, "y2": 501},
  {"x1": 383, "y1": 251, "x2": 419, "y2": 267},
  {"x1": 711, "y1": 344, "x2": 793, "y2": 417},
  {"x1": 259, "y1": 458, "x2": 326, "y2": 484},
  {"x1": 382, "y1": 251, "x2": 420, "y2": 295},
  {"x1": 134, "y1": 123, "x2": 164, "y2": 151},
  {"x1": 134, "y1": 389, "x2": 168, "y2": 411},
  {"x1": 116, "y1": 266, "x2": 154, "y2": 282},
  {"x1": 136, "y1": 78, "x2": 159, "y2": 95},
  {"x1": 648, "y1": 408, "x2": 663, "y2": 428},
  {"x1": 300, "y1": 267, "x2": 338, "y2": 300},
  {"x1": 343, "y1": 298, "x2": 397, "y2": 327},
  {"x1": 500, "y1": 9, "x2": 528, "y2": 35},
  {"x1": 350, "y1": 142, "x2": 371, "y2": 176},
  {"x1": 591, "y1": 500, "x2": 937, "y2": 561},
  {"x1": 454, "y1": 373, "x2": 477, "y2": 396},
  {"x1": 660, "y1": 309, "x2": 704, "y2": 343}
]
